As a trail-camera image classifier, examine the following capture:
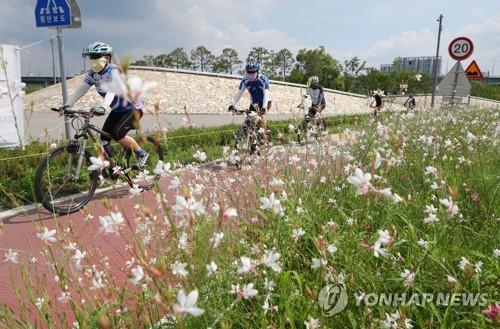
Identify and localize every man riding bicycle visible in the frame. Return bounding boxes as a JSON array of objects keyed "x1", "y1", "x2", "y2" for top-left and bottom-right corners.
[
  {"x1": 60, "y1": 41, "x2": 149, "y2": 167},
  {"x1": 228, "y1": 62, "x2": 271, "y2": 131},
  {"x1": 304, "y1": 75, "x2": 326, "y2": 120},
  {"x1": 403, "y1": 94, "x2": 416, "y2": 111}
]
